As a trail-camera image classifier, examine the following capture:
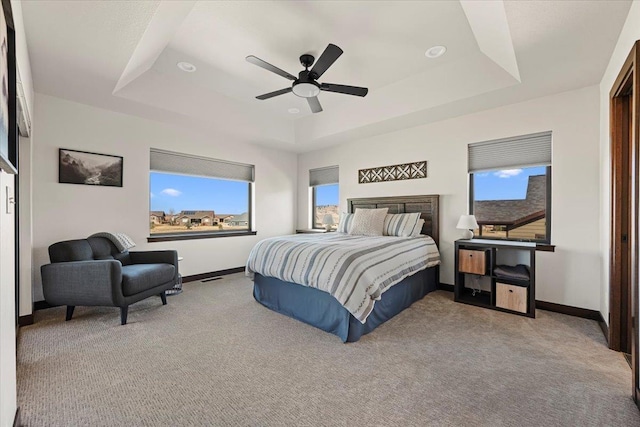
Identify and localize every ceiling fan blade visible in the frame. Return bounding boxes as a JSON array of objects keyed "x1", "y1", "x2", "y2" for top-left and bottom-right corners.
[
  {"x1": 307, "y1": 96, "x2": 323, "y2": 113},
  {"x1": 320, "y1": 83, "x2": 368, "y2": 97},
  {"x1": 246, "y1": 55, "x2": 296, "y2": 81},
  {"x1": 256, "y1": 87, "x2": 292, "y2": 100},
  {"x1": 310, "y1": 44, "x2": 343, "y2": 79}
]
